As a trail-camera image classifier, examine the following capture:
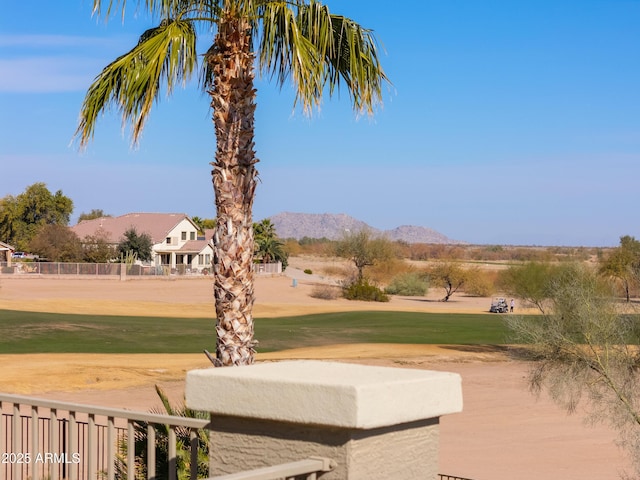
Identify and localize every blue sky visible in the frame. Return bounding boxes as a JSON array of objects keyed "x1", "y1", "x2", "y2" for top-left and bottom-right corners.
[{"x1": 1, "y1": 1, "x2": 638, "y2": 246}]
